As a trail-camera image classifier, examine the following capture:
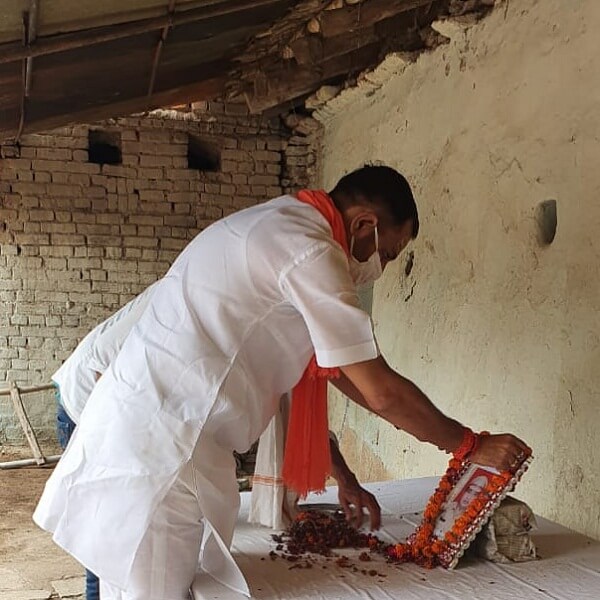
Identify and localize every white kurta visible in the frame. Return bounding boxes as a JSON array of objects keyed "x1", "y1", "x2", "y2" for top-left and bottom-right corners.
[
  {"x1": 34, "y1": 195, "x2": 379, "y2": 594},
  {"x1": 51, "y1": 282, "x2": 157, "y2": 423}
]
